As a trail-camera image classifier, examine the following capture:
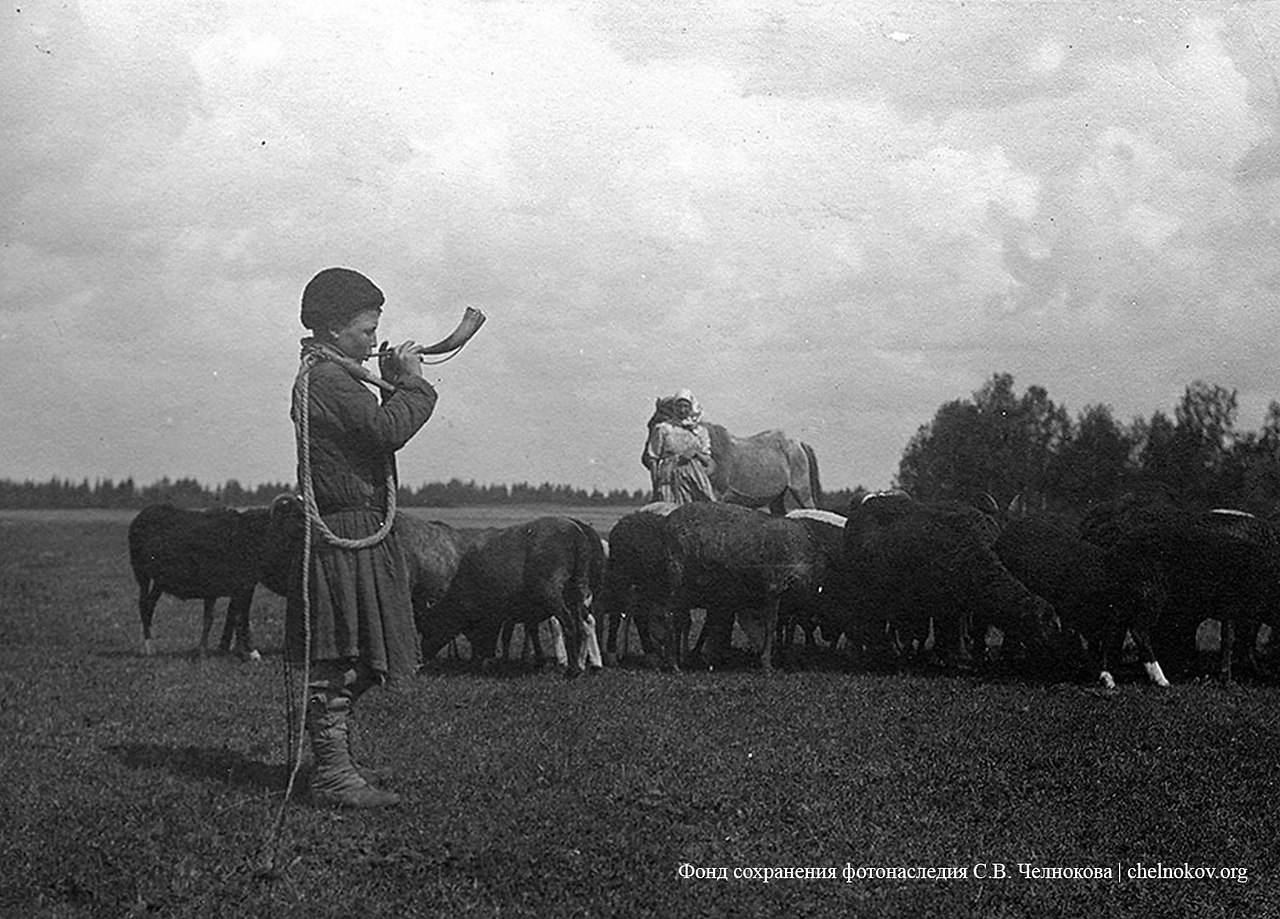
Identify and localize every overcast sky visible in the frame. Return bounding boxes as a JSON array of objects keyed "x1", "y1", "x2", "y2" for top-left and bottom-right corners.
[{"x1": 6, "y1": 1, "x2": 1280, "y2": 495}]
